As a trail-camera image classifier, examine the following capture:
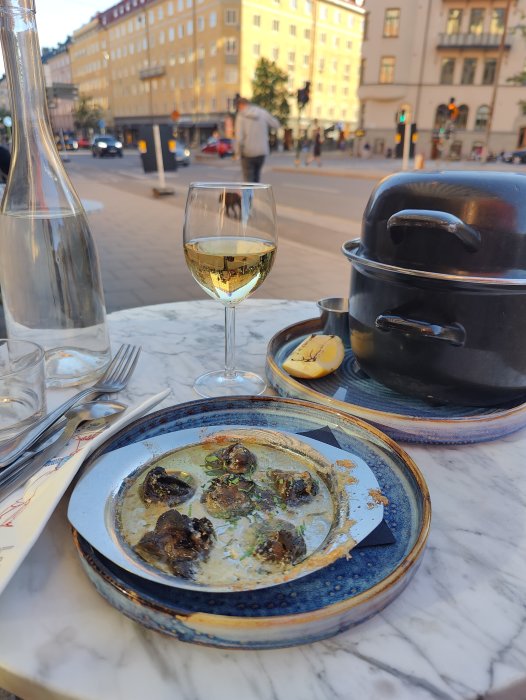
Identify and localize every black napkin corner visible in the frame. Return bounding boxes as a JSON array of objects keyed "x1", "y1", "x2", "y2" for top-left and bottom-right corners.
[{"x1": 298, "y1": 426, "x2": 395, "y2": 549}]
